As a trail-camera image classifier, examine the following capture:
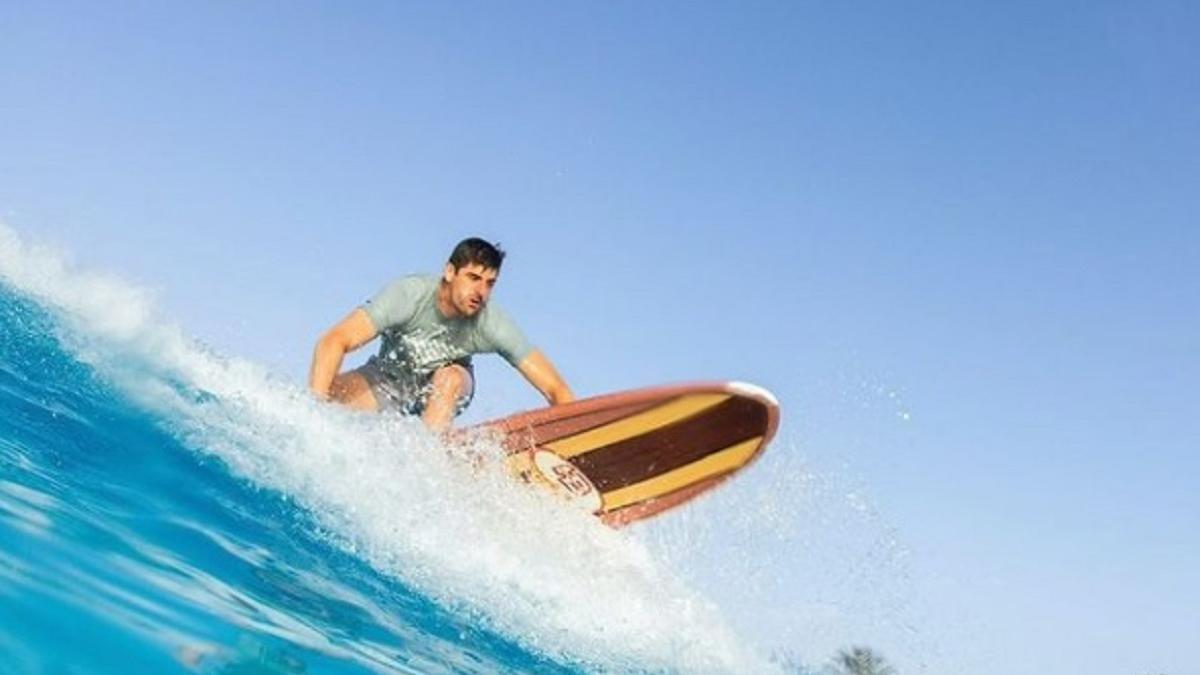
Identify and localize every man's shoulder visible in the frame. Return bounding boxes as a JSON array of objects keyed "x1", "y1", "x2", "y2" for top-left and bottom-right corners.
[
  {"x1": 476, "y1": 300, "x2": 533, "y2": 363},
  {"x1": 394, "y1": 274, "x2": 438, "y2": 288},
  {"x1": 379, "y1": 274, "x2": 438, "y2": 297},
  {"x1": 477, "y1": 300, "x2": 519, "y2": 330},
  {"x1": 363, "y1": 275, "x2": 438, "y2": 327}
]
